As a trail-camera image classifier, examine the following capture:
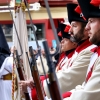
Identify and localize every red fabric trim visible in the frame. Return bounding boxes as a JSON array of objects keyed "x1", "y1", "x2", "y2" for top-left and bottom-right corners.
[
  {"x1": 56, "y1": 50, "x2": 75, "y2": 71},
  {"x1": 60, "y1": 53, "x2": 66, "y2": 60},
  {"x1": 56, "y1": 53, "x2": 66, "y2": 67},
  {"x1": 41, "y1": 79, "x2": 46, "y2": 96},
  {"x1": 40, "y1": 75, "x2": 48, "y2": 81},
  {"x1": 90, "y1": 0, "x2": 100, "y2": 7},
  {"x1": 31, "y1": 75, "x2": 48, "y2": 100},
  {"x1": 64, "y1": 25, "x2": 71, "y2": 33},
  {"x1": 31, "y1": 88, "x2": 38, "y2": 100},
  {"x1": 76, "y1": 39, "x2": 92, "y2": 53},
  {"x1": 86, "y1": 66, "x2": 94, "y2": 83},
  {"x1": 97, "y1": 46, "x2": 100, "y2": 56},
  {"x1": 62, "y1": 92, "x2": 72, "y2": 98},
  {"x1": 91, "y1": 46, "x2": 100, "y2": 56},
  {"x1": 86, "y1": 46, "x2": 100, "y2": 83},
  {"x1": 75, "y1": 5, "x2": 86, "y2": 20},
  {"x1": 56, "y1": 56, "x2": 67, "y2": 71},
  {"x1": 91, "y1": 47, "x2": 97, "y2": 52},
  {"x1": 58, "y1": 31, "x2": 62, "y2": 37},
  {"x1": 75, "y1": 5, "x2": 81, "y2": 14},
  {"x1": 67, "y1": 50, "x2": 75, "y2": 59},
  {"x1": 69, "y1": 39, "x2": 92, "y2": 67}
]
